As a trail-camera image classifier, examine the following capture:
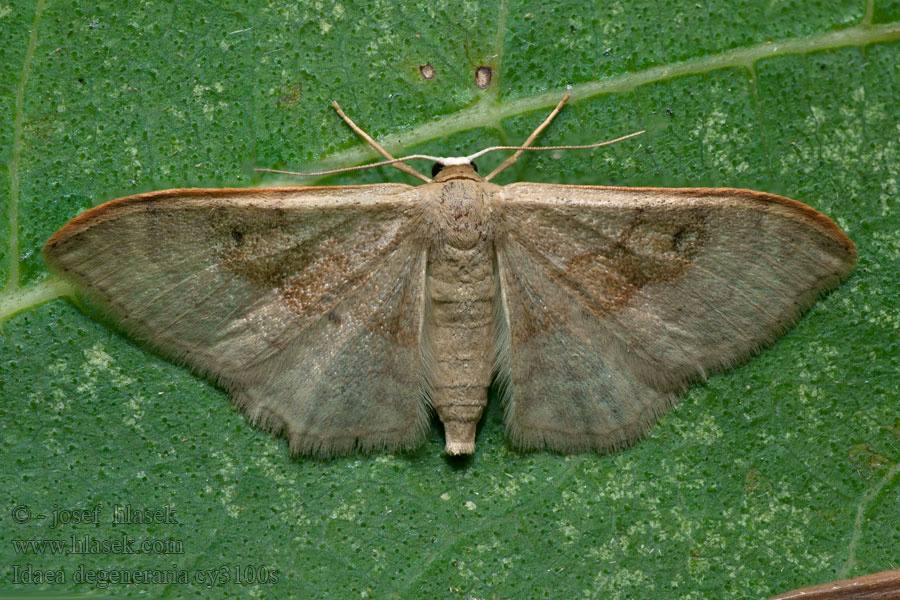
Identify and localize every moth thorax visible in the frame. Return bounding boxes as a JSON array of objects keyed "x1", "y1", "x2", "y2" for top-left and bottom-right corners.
[{"x1": 436, "y1": 180, "x2": 492, "y2": 250}]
